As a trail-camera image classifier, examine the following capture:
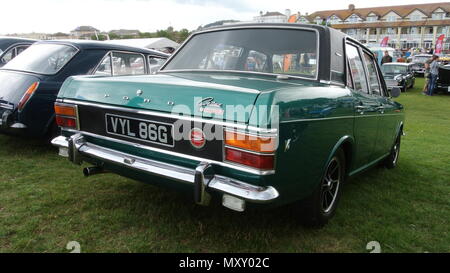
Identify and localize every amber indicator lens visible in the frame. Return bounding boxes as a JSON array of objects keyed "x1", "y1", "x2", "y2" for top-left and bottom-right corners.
[
  {"x1": 225, "y1": 130, "x2": 276, "y2": 153},
  {"x1": 54, "y1": 104, "x2": 76, "y2": 117}
]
